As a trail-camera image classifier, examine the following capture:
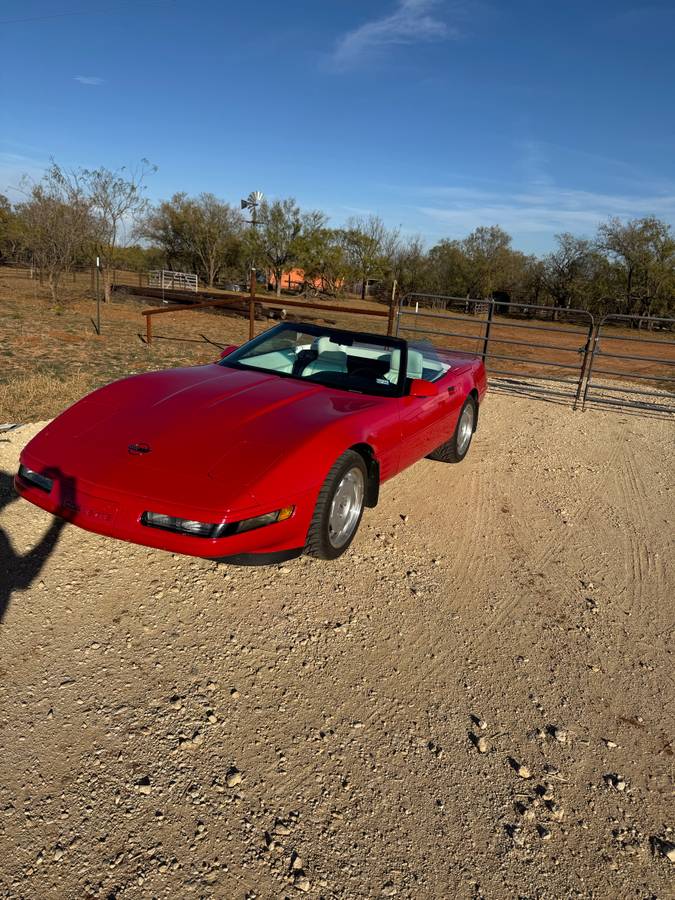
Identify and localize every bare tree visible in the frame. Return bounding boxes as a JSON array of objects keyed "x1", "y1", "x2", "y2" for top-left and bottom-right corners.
[
  {"x1": 542, "y1": 233, "x2": 596, "y2": 311},
  {"x1": 343, "y1": 215, "x2": 400, "y2": 299},
  {"x1": 75, "y1": 160, "x2": 155, "y2": 301},
  {"x1": 17, "y1": 167, "x2": 93, "y2": 308},
  {"x1": 391, "y1": 234, "x2": 427, "y2": 295},
  {"x1": 182, "y1": 194, "x2": 244, "y2": 287}
]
